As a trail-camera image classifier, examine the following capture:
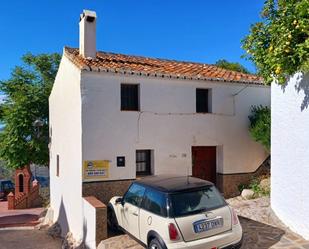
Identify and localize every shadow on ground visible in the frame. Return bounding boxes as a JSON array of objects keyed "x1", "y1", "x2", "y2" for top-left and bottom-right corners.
[
  {"x1": 240, "y1": 216, "x2": 285, "y2": 249},
  {"x1": 0, "y1": 214, "x2": 39, "y2": 227},
  {"x1": 0, "y1": 229, "x2": 62, "y2": 249},
  {"x1": 107, "y1": 227, "x2": 123, "y2": 238}
]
